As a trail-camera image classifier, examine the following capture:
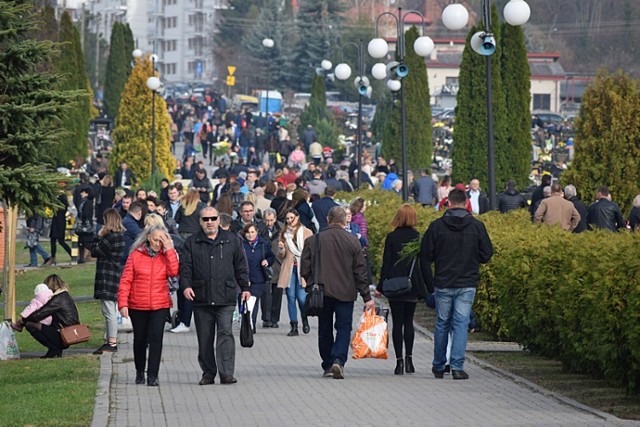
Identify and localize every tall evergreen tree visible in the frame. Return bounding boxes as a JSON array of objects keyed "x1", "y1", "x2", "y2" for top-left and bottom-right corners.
[
  {"x1": 381, "y1": 27, "x2": 432, "y2": 171},
  {"x1": 51, "y1": 11, "x2": 91, "y2": 166},
  {"x1": 123, "y1": 23, "x2": 135, "y2": 73},
  {"x1": 104, "y1": 22, "x2": 127, "y2": 118},
  {"x1": 501, "y1": 22, "x2": 531, "y2": 189},
  {"x1": 110, "y1": 55, "x2": 174, "y2": 182},
  {"x1": 292, "y1": 0, "x2": 345, "y2": 92},
  {"x1": 452, "y1": 5, "x2": 508, "y2": 191},
  {"x1": 299, "y1": 73, "x2": 331, "y2": 129},
  {"x1": 0, "y1": 0, "x2": 74, "y2": 214},
  {"x1": 562, "y1": 70, "x2": 640, "y2": 214}
]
